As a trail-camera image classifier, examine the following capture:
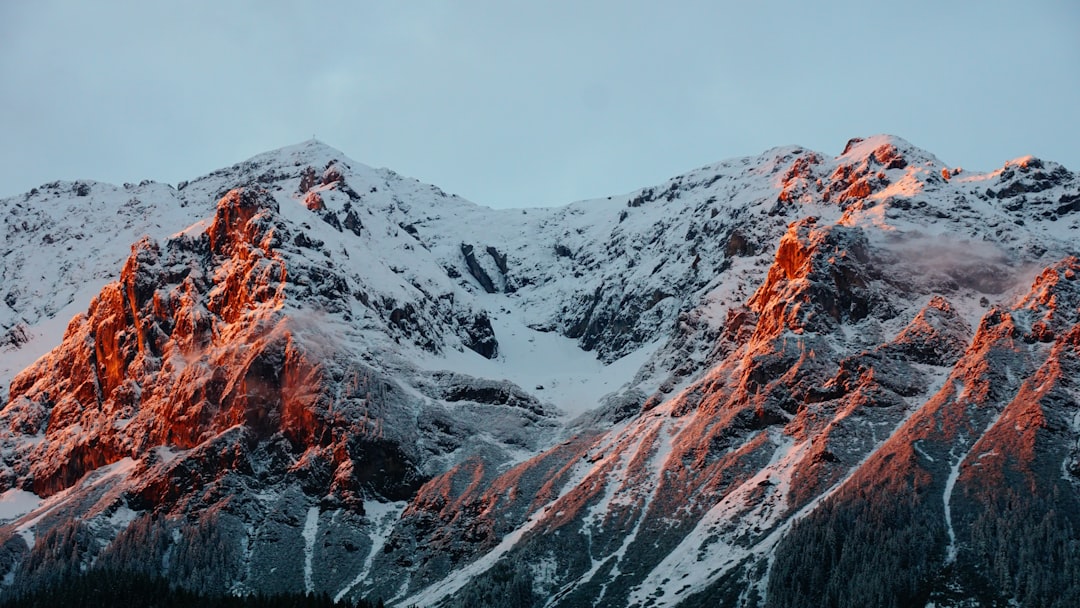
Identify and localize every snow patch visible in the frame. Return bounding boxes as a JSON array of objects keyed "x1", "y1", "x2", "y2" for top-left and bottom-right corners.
[
  {"x1": 419, "y1": 297, "x2": 662, "y2": 419},
  {"x1": 108, "y1": 505, "x2": 139, "y2": 529},
  {"x1": 0, "y1": 489, "x2": 42, "y2": 523}
]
